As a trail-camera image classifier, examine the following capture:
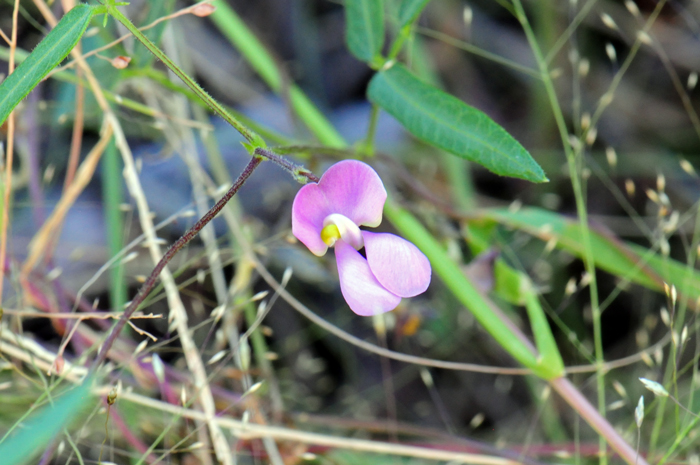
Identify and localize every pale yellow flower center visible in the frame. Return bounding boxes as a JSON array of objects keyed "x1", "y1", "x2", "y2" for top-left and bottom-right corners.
[
  {"x1": 320, "y1": 213, "x2": 364, "y2": 250},
  {"x1": 321, "y1": 224, "x2": 341, "y2": 246}
]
